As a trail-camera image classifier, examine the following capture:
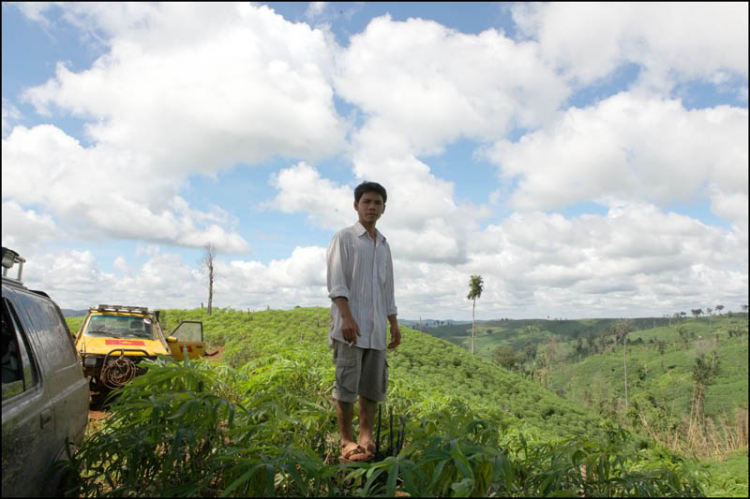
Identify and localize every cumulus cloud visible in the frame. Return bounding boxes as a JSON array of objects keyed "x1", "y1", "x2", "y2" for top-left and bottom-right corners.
[
  {"x1": 21, "y1": 3, "x2": 346, "y2": 172},
  {"x1": 709, "y1": 188, "x2": 749, "y2": 231},
  {"x1": 459, "y1": 202, "x2": 747, "y2": 318},
  {"x1": 22, "y1": 246, "x2": 329, "y2": 311},
  {"x1": 484, "y1": 93, "x2": 748, "y2": 220},
  {"x1": 511, "y1": 2, "x2": 748, "y2": 95},
  {"x1": 265, "y1": 162, "x2": 354, "y2": 230},
  {"x1": 1, "y1": 124, "x2": 250, "y2": 253},
  {"x1": 1, "y1": 200, "x2": 62, "y2": 253},
  {"x1": 335, "y1": 14, "x2": 568, "y2": 154},
  {"x1": 5, "y1": 2, "x2": 348, "y2": 254}
]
